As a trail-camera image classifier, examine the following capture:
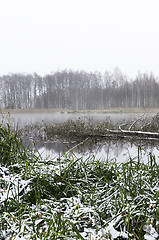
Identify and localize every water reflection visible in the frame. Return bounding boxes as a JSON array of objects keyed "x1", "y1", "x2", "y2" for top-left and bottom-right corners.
[
  {"x1": 1, "y1": 111, "x2": 159, "y2": 163},
  {"x1": 36, "y1": 138, "x2": 159, "y2": 163}
]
